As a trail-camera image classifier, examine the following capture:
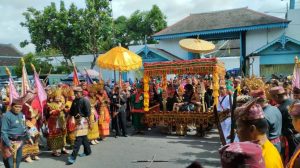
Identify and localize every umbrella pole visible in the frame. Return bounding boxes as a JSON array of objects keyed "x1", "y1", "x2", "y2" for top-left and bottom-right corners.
[
  {"x1": 119, "y1": 71, "x2": 122, "y2": 111},
  {"x1": 114, "y1": 70, "x2": 116, "y2": 84}
]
